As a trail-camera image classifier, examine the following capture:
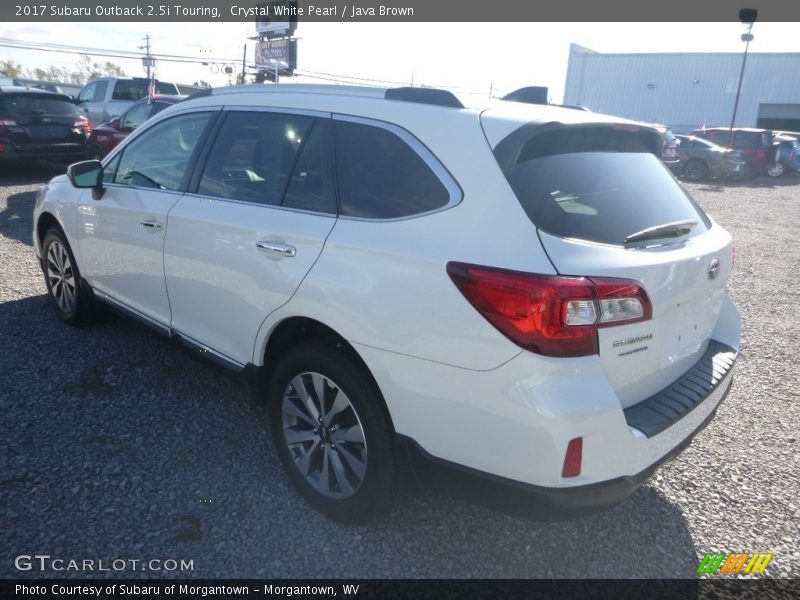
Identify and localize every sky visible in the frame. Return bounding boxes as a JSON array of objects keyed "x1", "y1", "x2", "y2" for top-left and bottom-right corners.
[{"x1": 2, "y1": 22, "x2": 799, "y2": 102}]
